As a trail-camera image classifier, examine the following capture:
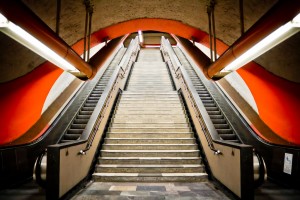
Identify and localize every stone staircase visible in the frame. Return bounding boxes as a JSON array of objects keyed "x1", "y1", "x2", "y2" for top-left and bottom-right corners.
[{"x1": 93, "y1": 48, "x2": 207, "y2": 182}]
